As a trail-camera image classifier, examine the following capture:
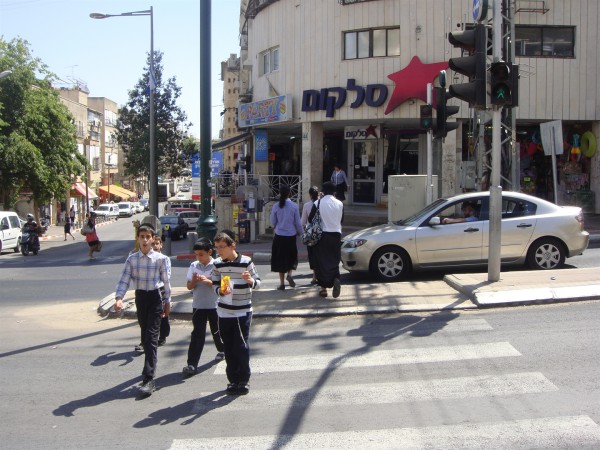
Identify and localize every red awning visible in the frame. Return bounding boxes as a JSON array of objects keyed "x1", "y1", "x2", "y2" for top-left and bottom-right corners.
[{"x1": 70, "y1": 182, "x2": 98, "y2": 199}]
